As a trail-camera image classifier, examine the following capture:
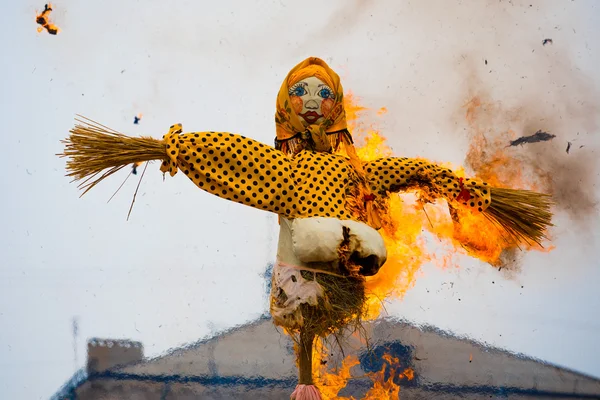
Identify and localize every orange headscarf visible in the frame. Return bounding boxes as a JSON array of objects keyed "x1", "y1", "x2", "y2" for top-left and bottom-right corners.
[
  {"x1": 275, "y1": 57, "x2": 347, "y2": 142},
  {"x1": 275, "y1": 57, "x2": 381, "y2": 229}
]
